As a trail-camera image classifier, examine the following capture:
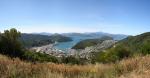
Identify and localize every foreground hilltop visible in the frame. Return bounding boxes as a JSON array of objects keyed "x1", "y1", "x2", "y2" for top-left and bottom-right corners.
[{"x1": 0, "y1": 53, "x2": 150, "y2": 78}]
